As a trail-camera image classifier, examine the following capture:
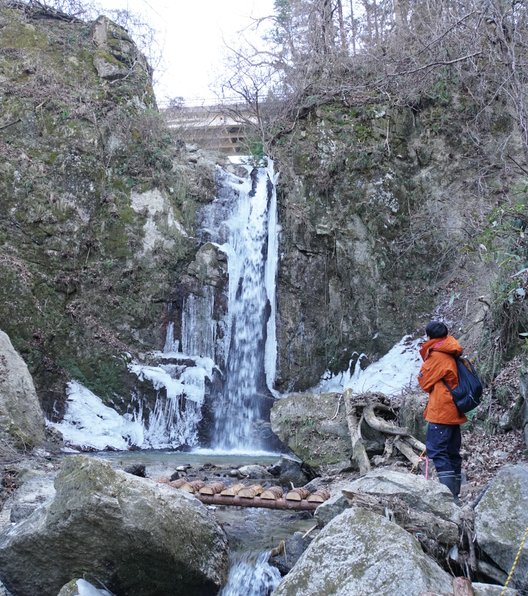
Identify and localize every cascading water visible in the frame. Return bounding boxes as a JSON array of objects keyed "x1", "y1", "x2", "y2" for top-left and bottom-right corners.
[
  {"x1": 209, "y1": 162, "x2": 279, "y2": 450},
  {"x1": 219, "y1": 551, "x2": 281, "y2": 596},
  {"x1": 126, "y1": 160, "x2": 279, "y2": 452}
]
